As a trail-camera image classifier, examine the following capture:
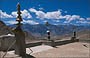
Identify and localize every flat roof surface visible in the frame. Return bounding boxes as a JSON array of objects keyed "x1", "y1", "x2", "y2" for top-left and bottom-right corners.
[
  {"x1": 32, "y1": 42, "x2": 90, "y2": 58},
  {"x1": 0, "y1": 42, "x2": 89, "y2": 58}
]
